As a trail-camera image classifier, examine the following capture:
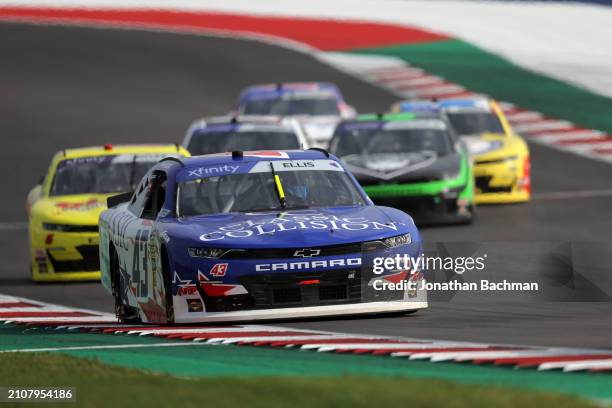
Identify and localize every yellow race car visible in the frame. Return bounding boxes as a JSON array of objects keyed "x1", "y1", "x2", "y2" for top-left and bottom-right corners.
[
  {"x1": 27, "y1": 144, "x2": 189, "y2": 282},
  {"x1": 392, "y1": 97, "x2": 530, "y2": 204}
]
